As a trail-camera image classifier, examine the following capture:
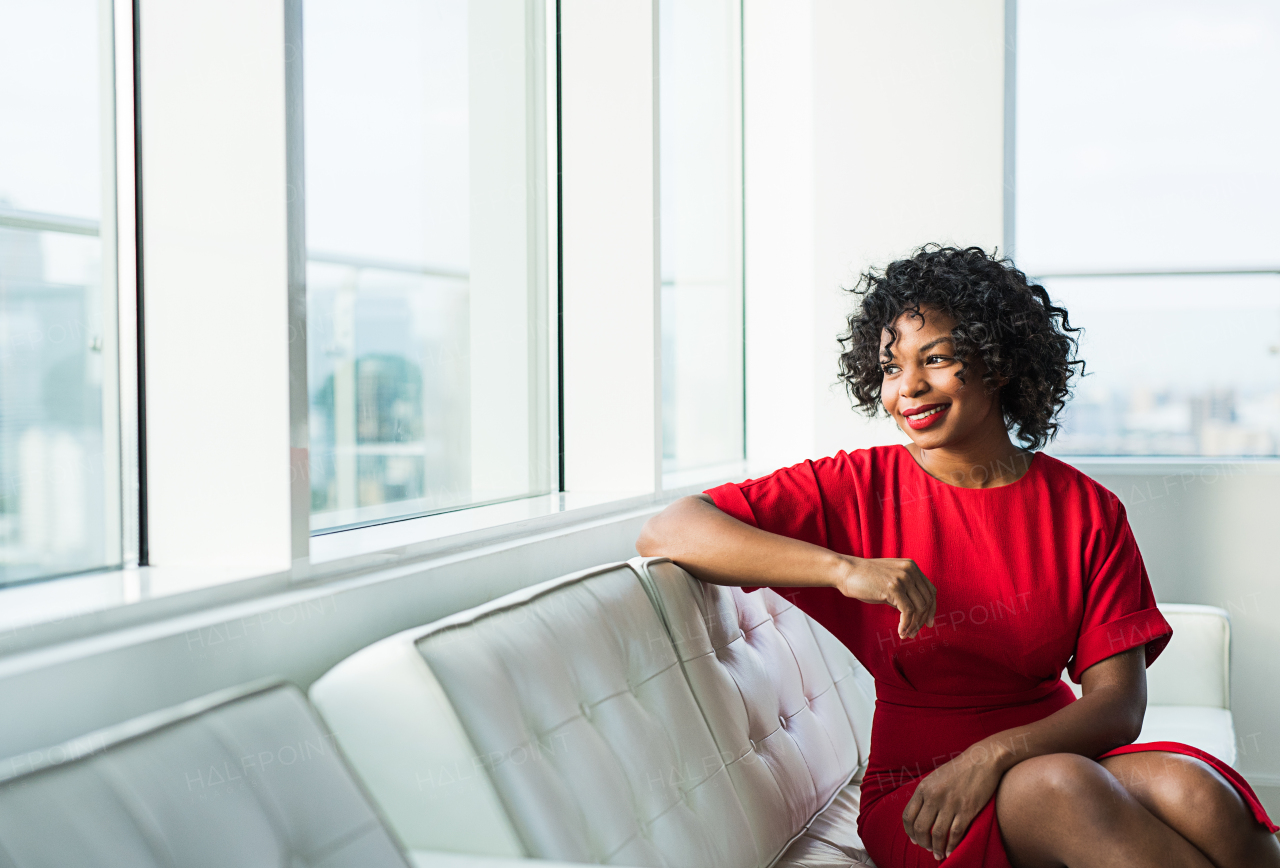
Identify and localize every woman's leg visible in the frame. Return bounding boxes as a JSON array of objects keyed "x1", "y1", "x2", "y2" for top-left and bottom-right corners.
[
  {"x1": 1100, "y1": 751, "x2": 1280, "y2": 868},
  {"x1": 995, "y1": 753, "x2": 1214, "y2": 868}
]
